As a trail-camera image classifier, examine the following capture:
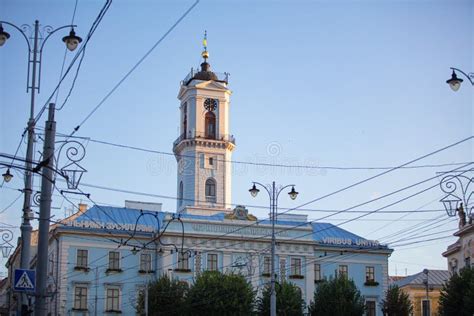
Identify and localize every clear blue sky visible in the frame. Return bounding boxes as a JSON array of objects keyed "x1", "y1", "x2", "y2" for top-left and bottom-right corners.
[{"x1": 1, "y1": 0, "x2": 473, "y2": 276}]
